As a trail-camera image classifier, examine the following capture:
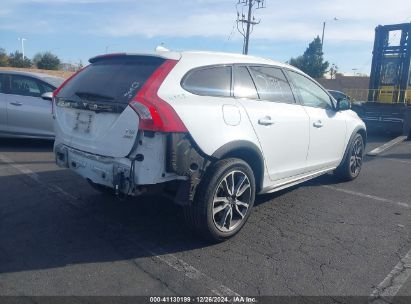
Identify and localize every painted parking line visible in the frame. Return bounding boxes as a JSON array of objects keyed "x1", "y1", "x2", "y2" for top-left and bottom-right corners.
[
  {"x1": 367, "y1": 136, "x2": 407, "y2": 156},
  {"x1": 0, "y1": 153, "x2": 240, "y2": 297},
  {"x1": 322, "y1": 185, "x2": 410, "y2": 209},
  {"x1": 369, "y1": 249, "x2": 411, "y2": 303}
]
